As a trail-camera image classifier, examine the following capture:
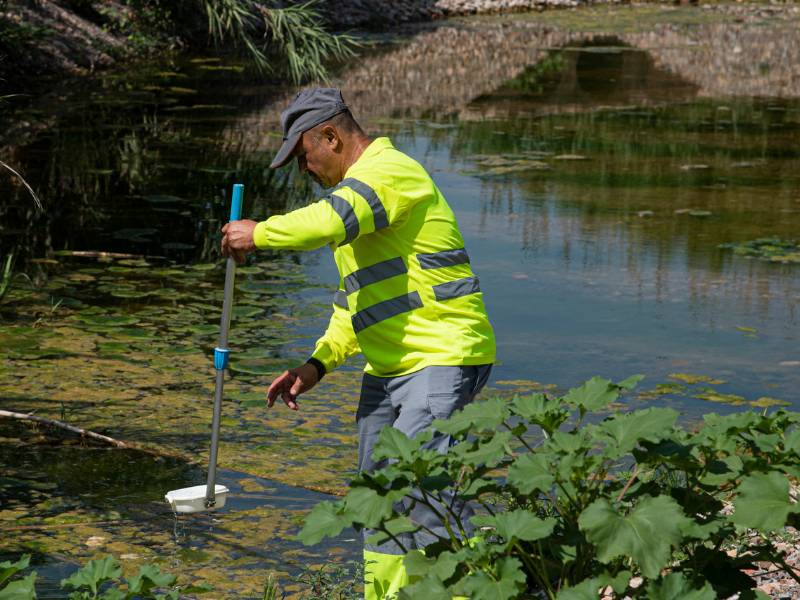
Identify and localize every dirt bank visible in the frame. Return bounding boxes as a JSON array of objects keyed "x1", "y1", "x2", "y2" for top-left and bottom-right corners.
[{"x1": 0, "y1": 0, "x2": 581, "y2": 93}]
